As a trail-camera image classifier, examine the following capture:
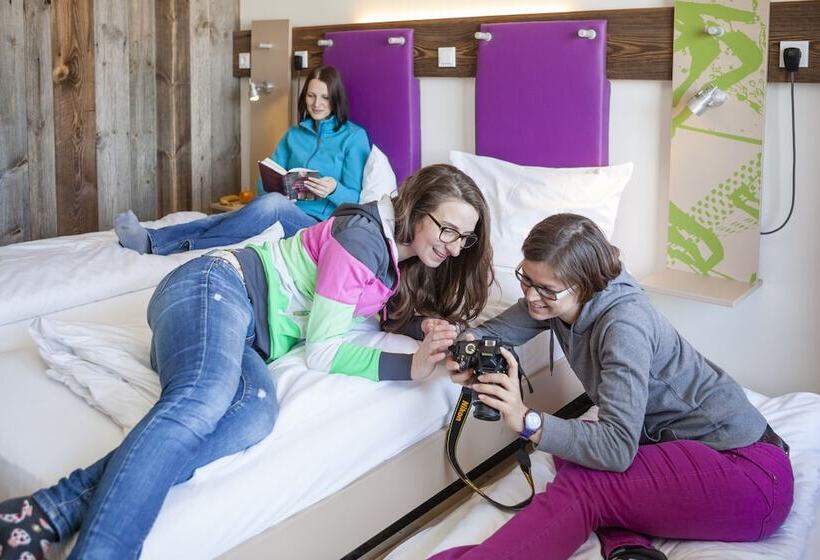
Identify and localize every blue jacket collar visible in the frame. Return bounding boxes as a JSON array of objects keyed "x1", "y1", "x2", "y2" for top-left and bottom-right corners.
[{"x1": 299, "y1": 115, "x2": 339, "y2": 136}]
